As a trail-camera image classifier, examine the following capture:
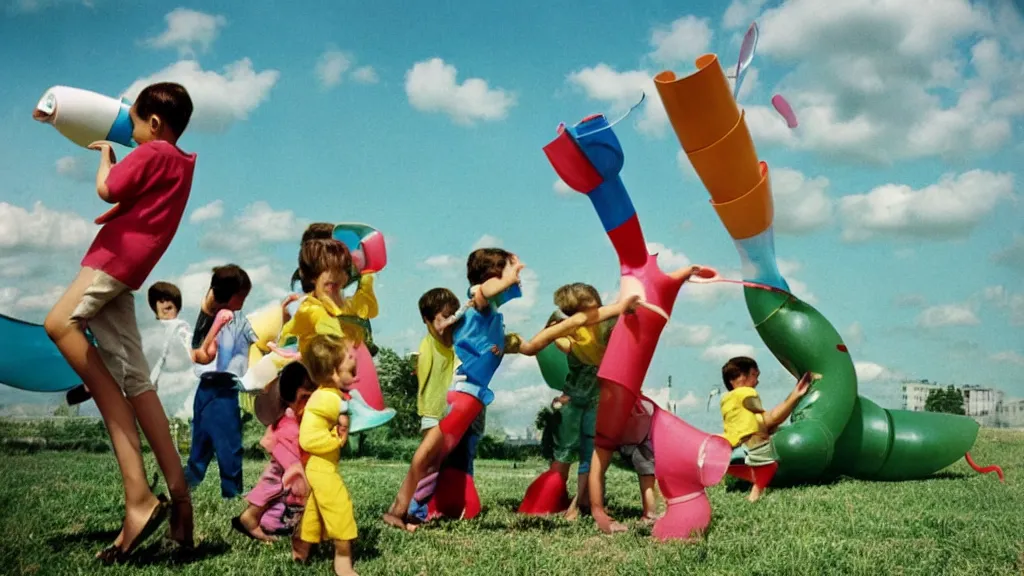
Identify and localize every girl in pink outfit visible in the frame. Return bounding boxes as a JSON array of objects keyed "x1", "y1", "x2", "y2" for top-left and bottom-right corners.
[{"x1": 232, "y1": 362, "x2": 317, "y2": 542}]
